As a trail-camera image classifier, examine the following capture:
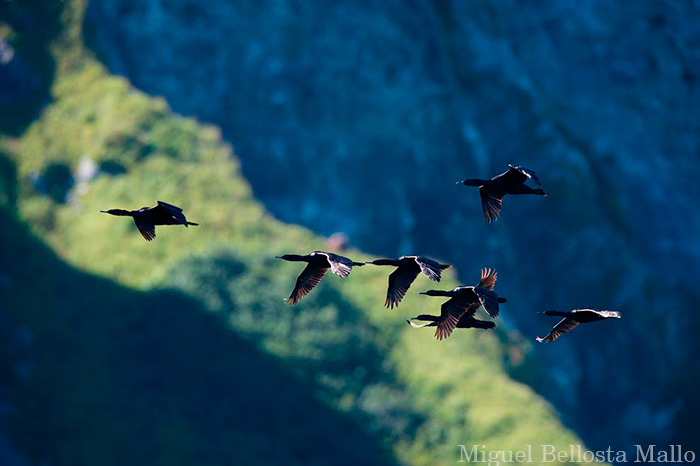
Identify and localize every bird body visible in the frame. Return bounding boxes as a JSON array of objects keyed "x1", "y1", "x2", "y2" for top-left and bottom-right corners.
[
  {"x1": 101, "y1": 201, "x2": 198, "y2": 241},
  {"x1": 409, "y1": 268, "x2": 506, "y2": 340},
  {"x1": 408, "y1": 310, "x2": 496, "y2": 331},
  {"x1": 459, "y1": 164, "x2": 547, "y2": 222},
  {"x1": 536, "y1": 309, "x2": 621, "y2": 343},
  {"x1": 368, "y1": 255, "x2": 450, "y2": 309},
  {"x1": 276, "y1": 251, "x2": 364, "y2": 304}
]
